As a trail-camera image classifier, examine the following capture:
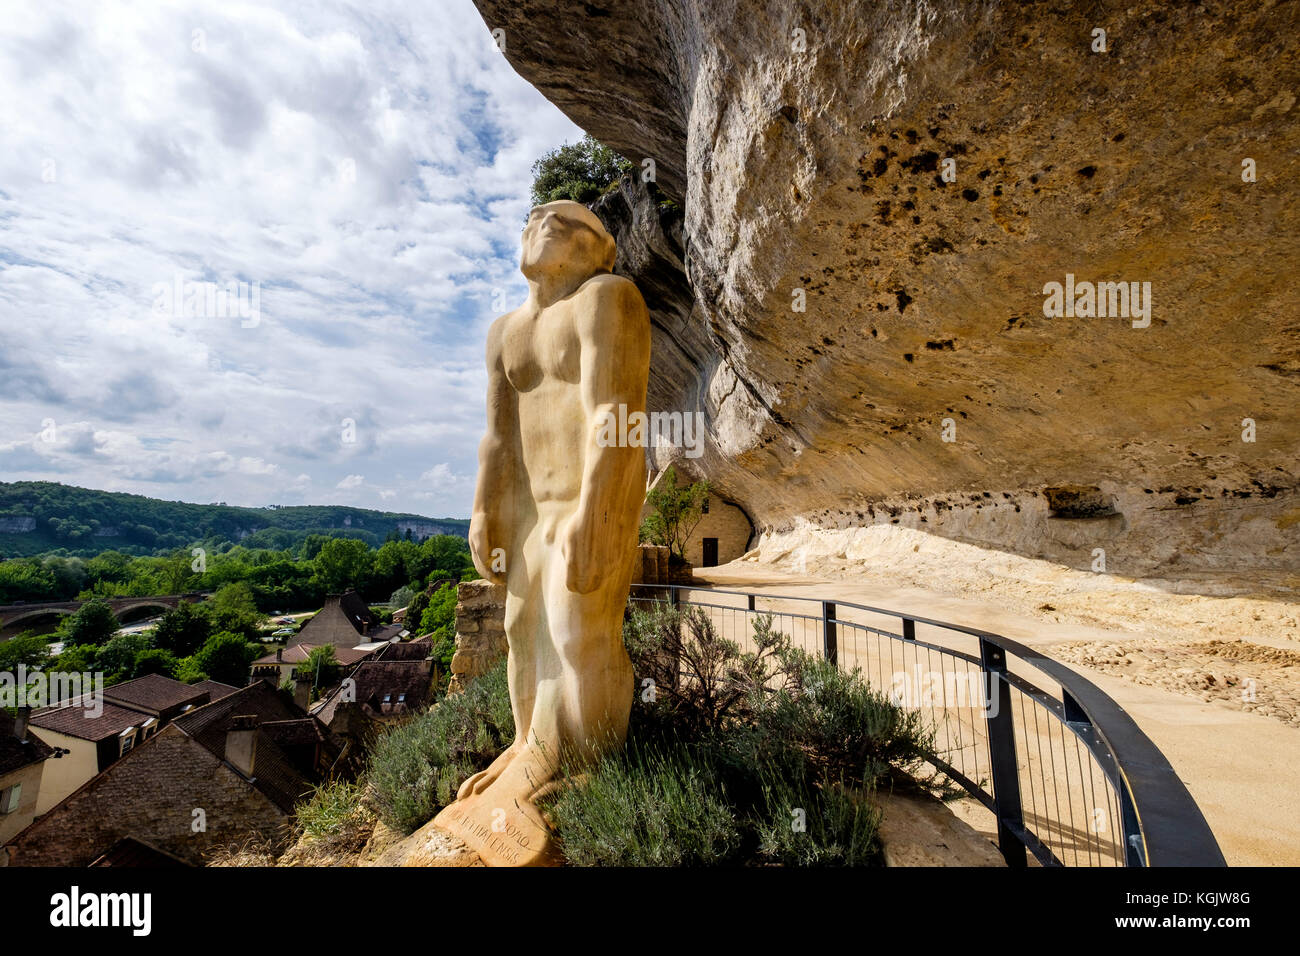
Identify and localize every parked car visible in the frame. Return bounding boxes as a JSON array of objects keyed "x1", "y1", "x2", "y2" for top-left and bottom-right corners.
[{"x1": 272, "y1": 627, "x2": 296, "y2": 637}]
